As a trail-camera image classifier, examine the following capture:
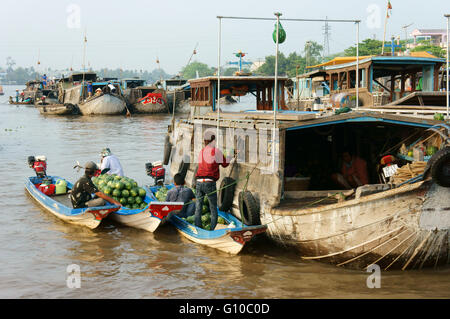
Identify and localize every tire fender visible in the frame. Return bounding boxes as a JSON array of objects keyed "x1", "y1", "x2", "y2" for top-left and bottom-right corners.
[
  {"x1": 238, "y1": 190, "x2": 260, "y2": 225},
  {"x1": 218, "y1": 177, "x2": 236, "y2": 212}
]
